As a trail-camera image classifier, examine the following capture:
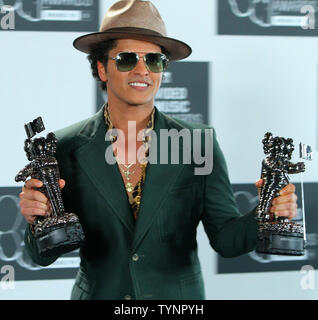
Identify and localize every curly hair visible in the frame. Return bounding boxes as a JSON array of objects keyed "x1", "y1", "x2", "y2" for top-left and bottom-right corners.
[
  {"x1": 87, "y1": 39, "x2": 118, "y2": 92},
  {"x1": 87, "y1": 39, "x2": 170, "y2": 92}
]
